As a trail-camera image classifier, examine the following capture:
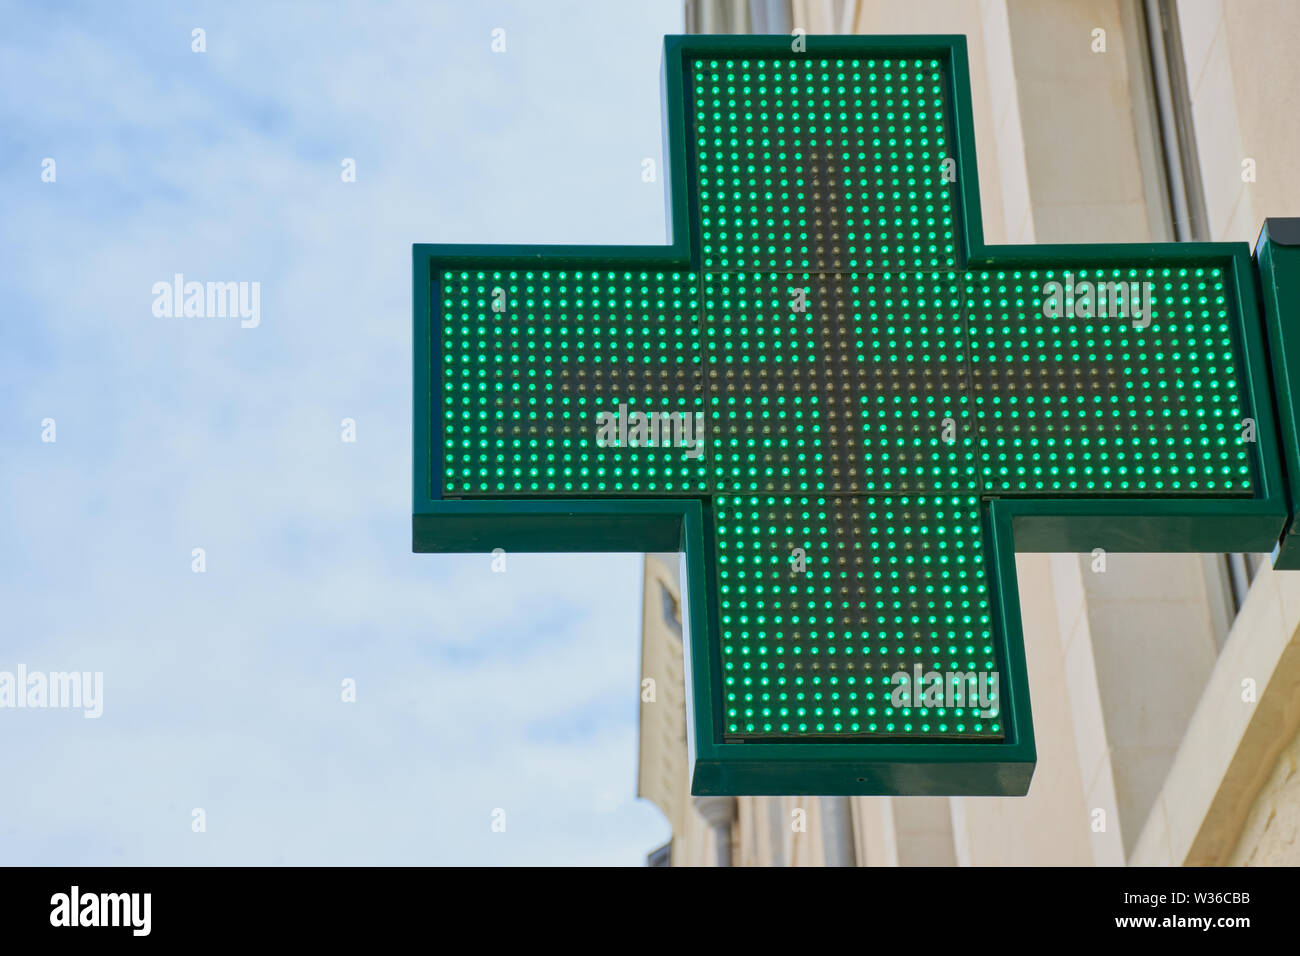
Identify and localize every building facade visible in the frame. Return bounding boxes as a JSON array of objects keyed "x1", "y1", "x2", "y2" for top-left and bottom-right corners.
[{"x1": 639, "y1": 0, "x2": 1300, "y2": 866}]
